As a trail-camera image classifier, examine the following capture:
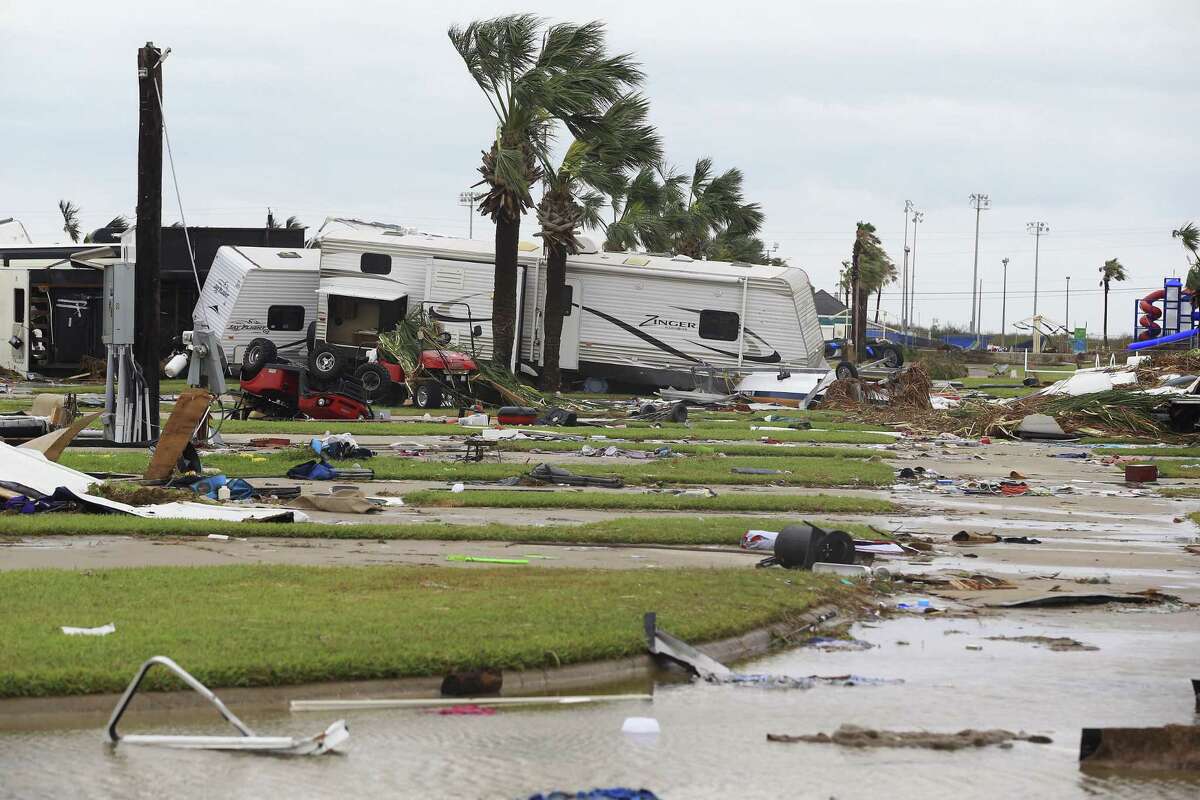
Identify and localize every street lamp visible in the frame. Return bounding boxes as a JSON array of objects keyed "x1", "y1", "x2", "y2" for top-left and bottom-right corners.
[
  {"x1": 1065, "y1": 276, "x2": 1071, "y2": 332},
  {"x1": 909, "y1": 210, "x2": 924, "y2": 336},
  {"x1": 901, "y1": 200, "x2": 914, "y2": 338},
  {"x1": 459, "y1": 190, "x2": 477, "y2": 239},
  {"x1": 1027, "y1": 221, "x2": 1050, "y2": 316},
  {"x1": 969, "y1": 193, "x2": 990, "y2": 334},
  {"x1": 1001, "y1": 257, "x2": 1009, "y2": 349}
]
